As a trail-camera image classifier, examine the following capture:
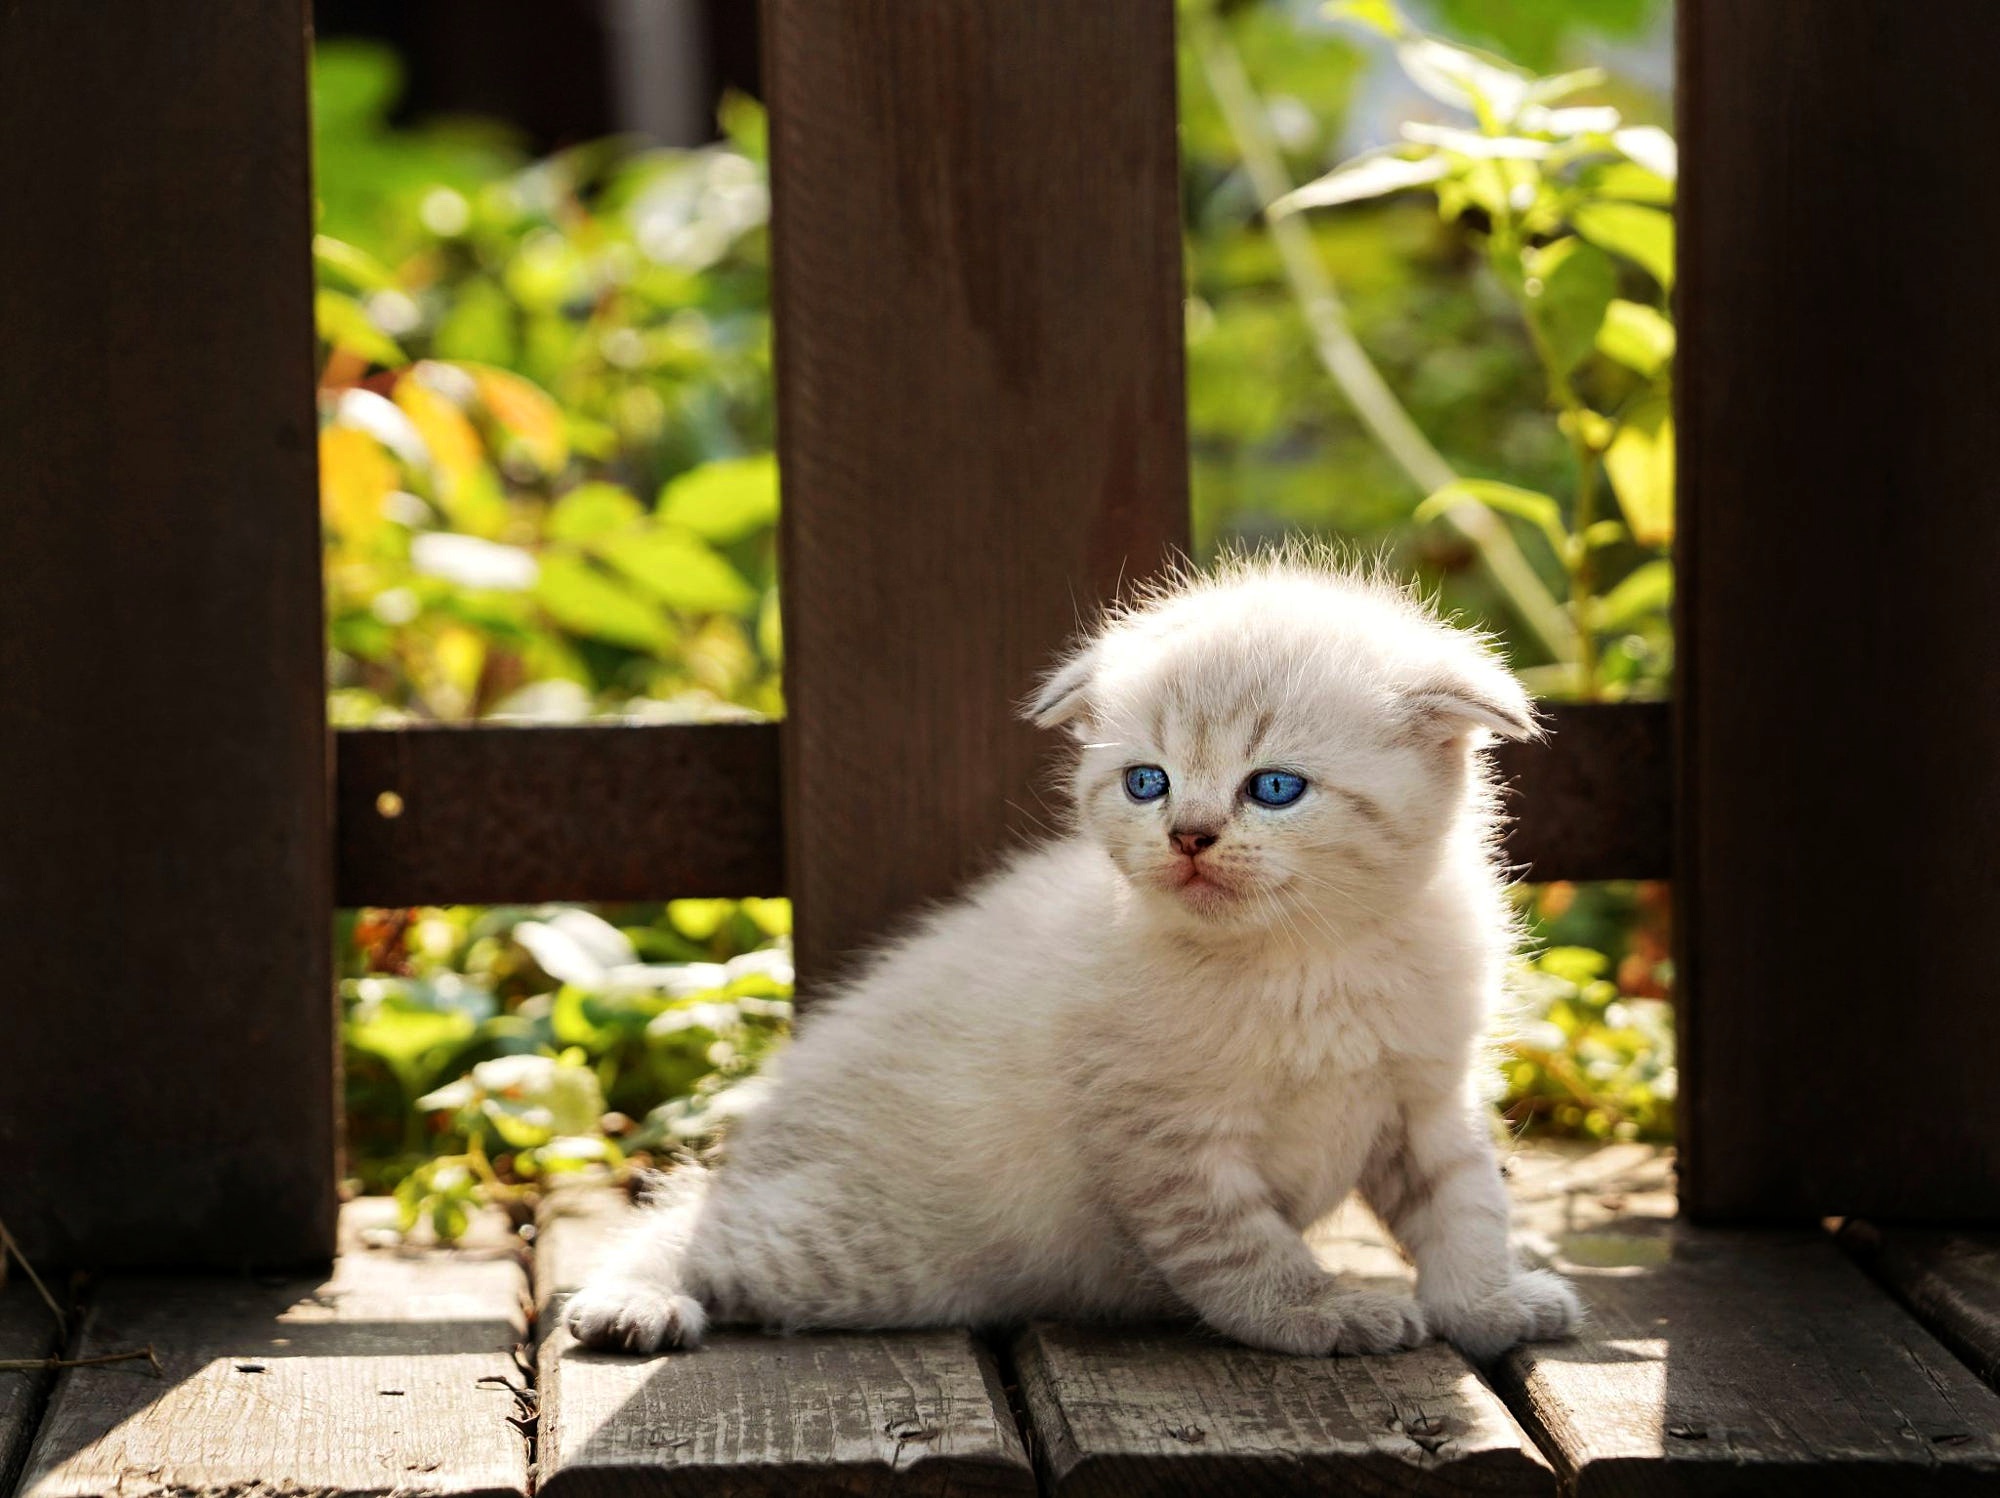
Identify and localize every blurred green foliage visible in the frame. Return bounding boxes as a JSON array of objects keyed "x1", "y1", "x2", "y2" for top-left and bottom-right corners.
[{"x1": 317, "y1": 1, "x2": 1676, "y2": 1227}]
